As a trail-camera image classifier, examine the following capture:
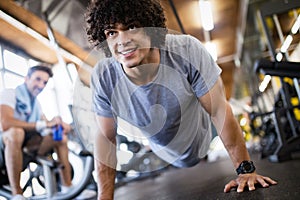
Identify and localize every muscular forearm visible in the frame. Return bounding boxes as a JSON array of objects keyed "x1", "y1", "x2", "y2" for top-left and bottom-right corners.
[
  {"x1": 212, "y1": 103, "x2": 250, "y2": 168},
  {"x1": 0, "y1": 105, "x2": 46, "y2": 131},
  {"x1": 94, "y1": 126, "x2": 117, "y2": 200},
  {"x1": 95, "y1": 160, "x2": 116, "y2": 200},
  {"x1": 221, "y1": 104, "x2": 278, "y2": 192},
  {"x1": 1, "y1": 116, "x2": 36, "y2": 131}
]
